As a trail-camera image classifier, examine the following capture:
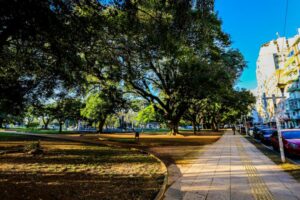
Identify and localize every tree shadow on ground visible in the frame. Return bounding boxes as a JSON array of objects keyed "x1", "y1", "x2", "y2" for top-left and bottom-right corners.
[{"x1": 0, "y1": 171, "x2": 164, "y2": 200}]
